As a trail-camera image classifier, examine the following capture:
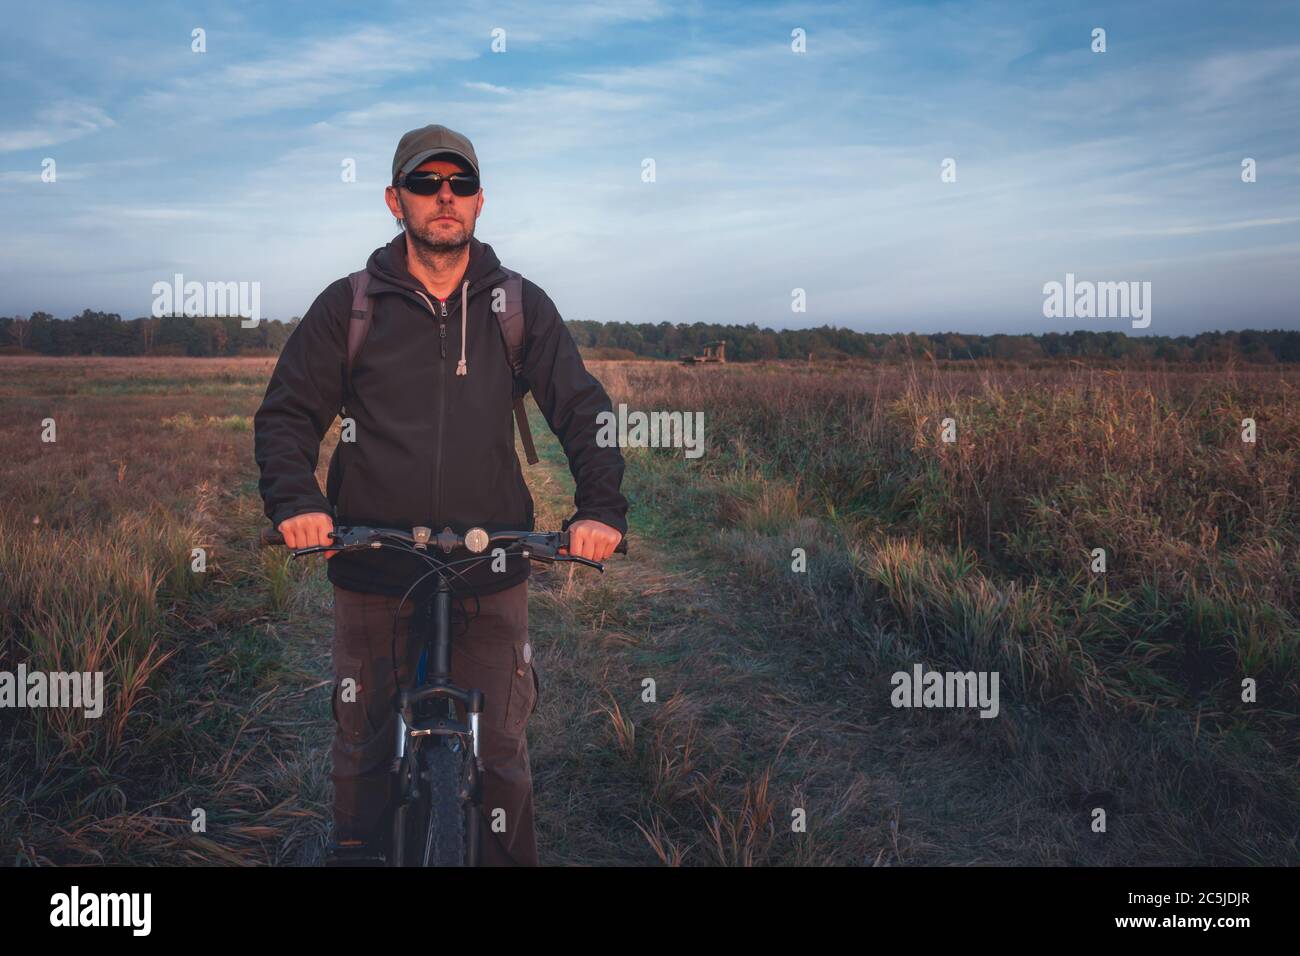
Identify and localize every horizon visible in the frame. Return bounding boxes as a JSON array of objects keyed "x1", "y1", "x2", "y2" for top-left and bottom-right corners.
[{"x1": 12, "y1": 312, "x2": 1300, "y2": 342}]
